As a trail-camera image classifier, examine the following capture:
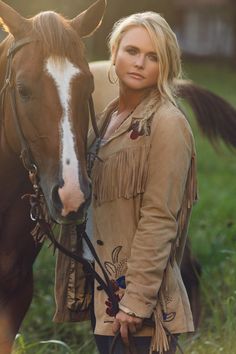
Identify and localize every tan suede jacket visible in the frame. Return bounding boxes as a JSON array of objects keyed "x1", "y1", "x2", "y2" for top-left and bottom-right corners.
[{"x1": 54, "y1": 90, "x2": 197, "y2": 353}]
